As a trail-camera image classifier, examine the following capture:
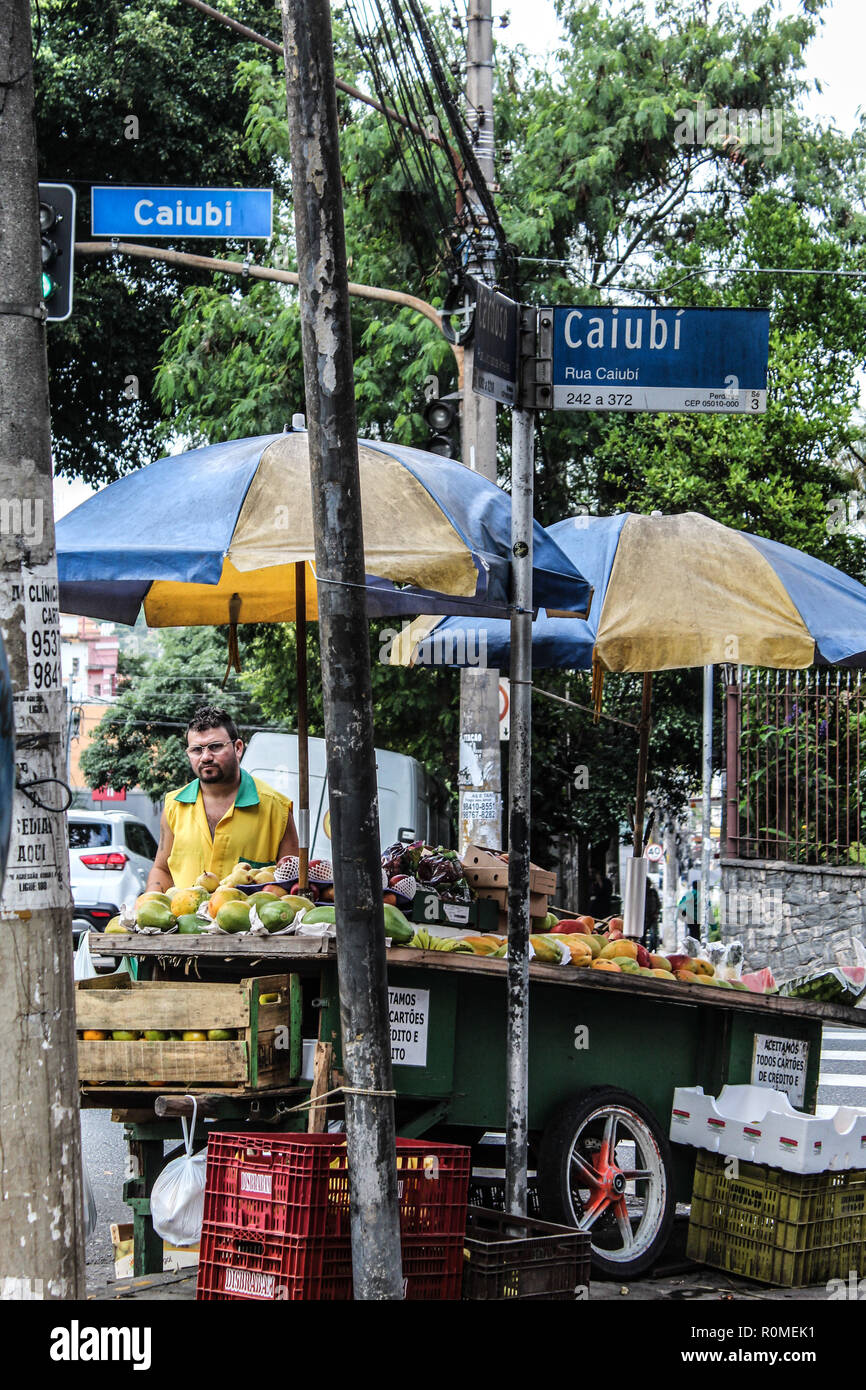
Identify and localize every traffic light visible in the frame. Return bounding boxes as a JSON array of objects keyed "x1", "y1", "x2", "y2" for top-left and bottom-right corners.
[
  {"x1": 424, "y1": 394, "x2": 460, "y2": 458},
  {"x1": 38, "y1": 182, "x2": 76, "y2": 322}
]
